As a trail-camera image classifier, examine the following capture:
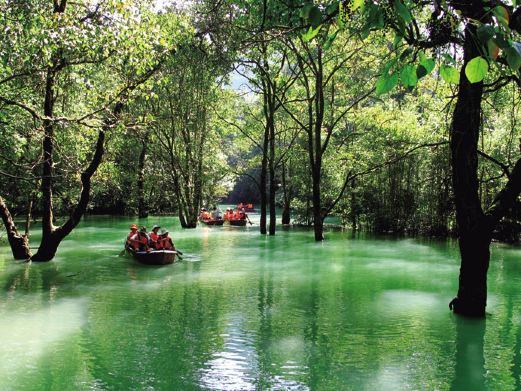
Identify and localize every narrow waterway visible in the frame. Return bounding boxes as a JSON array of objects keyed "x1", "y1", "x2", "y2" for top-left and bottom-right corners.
[{"x1": 1, "y1": 215, "x2": 521, "y2": 390}]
